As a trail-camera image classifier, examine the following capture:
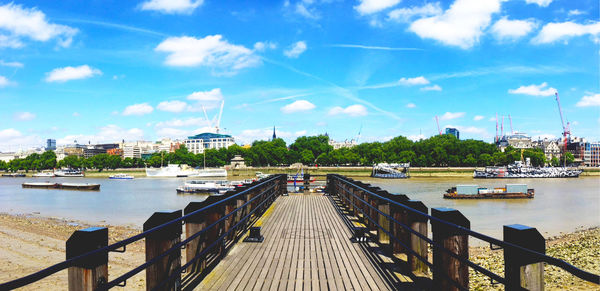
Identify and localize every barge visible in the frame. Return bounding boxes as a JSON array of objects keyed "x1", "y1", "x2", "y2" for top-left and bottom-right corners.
[
  {"x1": 444, "y1": 184, "x2": 534, "y2": 199},
  {"x1": 22, "y1": 182, "x2": 100, "y2": 191},
  {"x1": 371, "y1": 163, "x2": 410, "y2": 179},
  {"x1": 474, "y1": 161, "x2": 582, "y2": 178}
]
